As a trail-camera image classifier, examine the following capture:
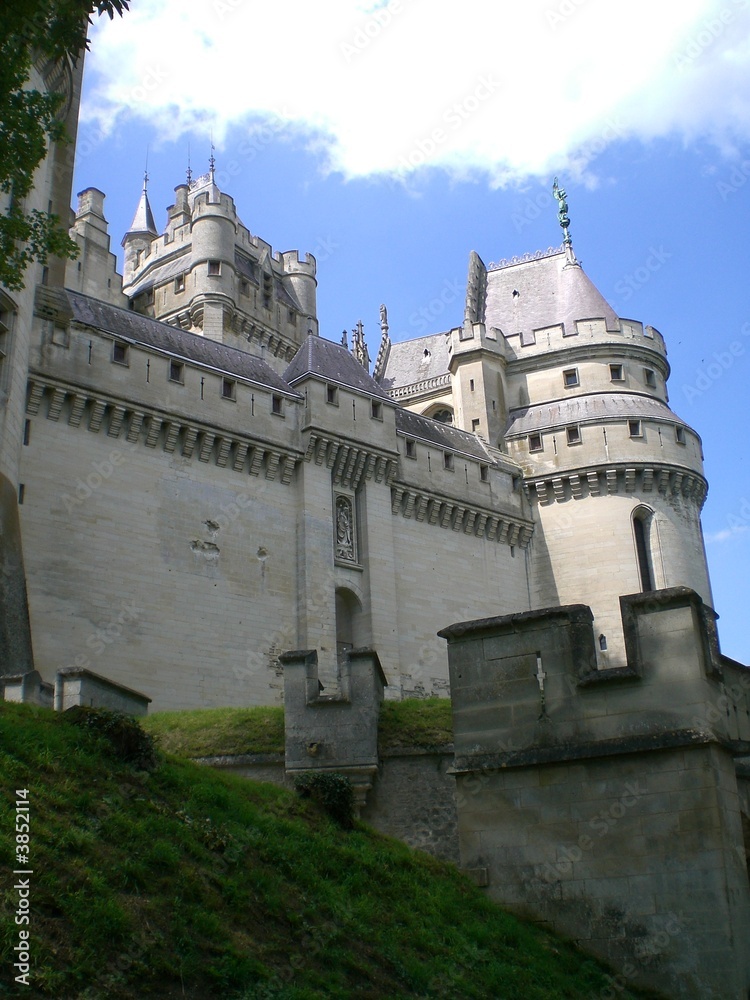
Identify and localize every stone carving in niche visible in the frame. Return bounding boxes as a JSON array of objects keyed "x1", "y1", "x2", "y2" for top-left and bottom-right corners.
[{"x1": 335, "y1": 494, "x2": 356, "y2": 562}]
